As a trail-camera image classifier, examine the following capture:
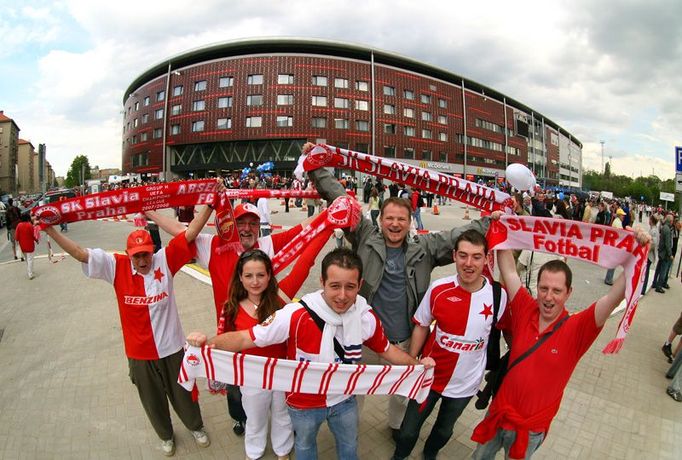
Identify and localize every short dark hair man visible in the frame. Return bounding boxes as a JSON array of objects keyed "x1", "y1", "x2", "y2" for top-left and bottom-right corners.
[
  {"x1": 186, "y1": 247, "x2": 435, "y2": 460},
  {"x1": 470, "y1": 227, "x2": 649, "y2": 459},
  {"x1": 392, "y1": 230, "x2": 508, "y2": 460}
]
